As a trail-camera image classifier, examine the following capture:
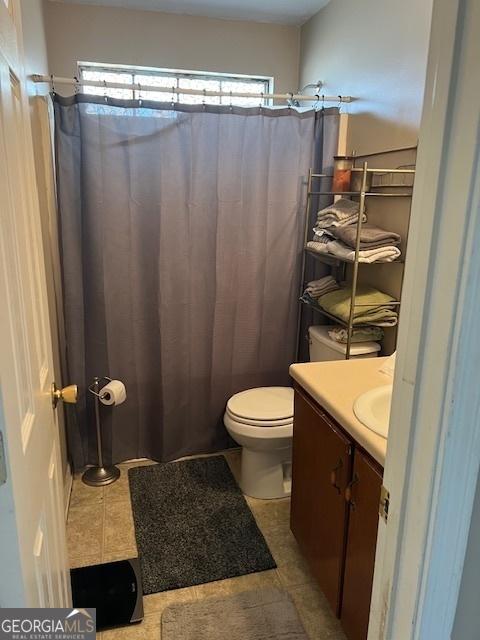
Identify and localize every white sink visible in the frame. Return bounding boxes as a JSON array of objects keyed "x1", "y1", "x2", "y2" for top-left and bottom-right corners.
[{"x1": 353, "y1": 385, "x2": 393, "y2": 438}]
